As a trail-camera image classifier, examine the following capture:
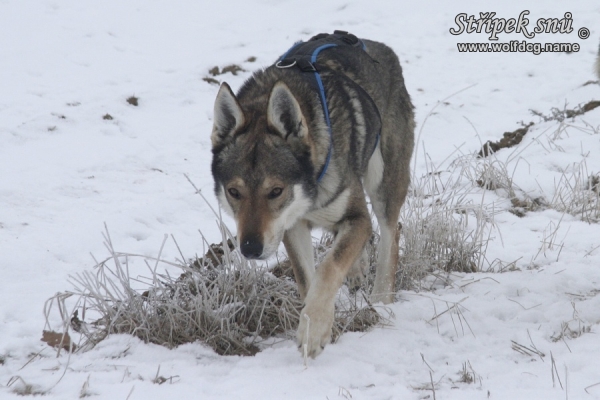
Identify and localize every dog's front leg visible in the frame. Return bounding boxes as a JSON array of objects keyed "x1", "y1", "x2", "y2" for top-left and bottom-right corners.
[
  {"x1": 283, "y1": 220, "x2": 315, "y2": 300},
  {"x1": 296, "y1": 197, "x2": 371, "y2": 358}
]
